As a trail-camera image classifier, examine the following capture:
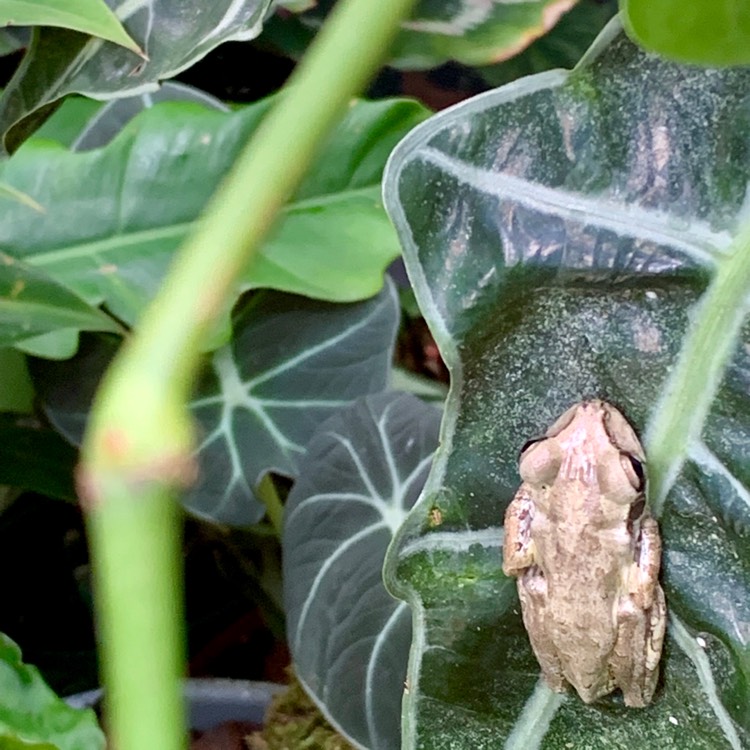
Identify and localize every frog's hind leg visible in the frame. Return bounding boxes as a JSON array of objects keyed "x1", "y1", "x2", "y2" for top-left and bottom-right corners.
[
  {"x1": 517, "y1": 569, "x2": 568, "y2": 693},
  {"x1": 611, "y1": 515, "x2": 667, "y2": 707},
  {"x1": 611, "y1": 585, "x2": 666, "y2": 707}
]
